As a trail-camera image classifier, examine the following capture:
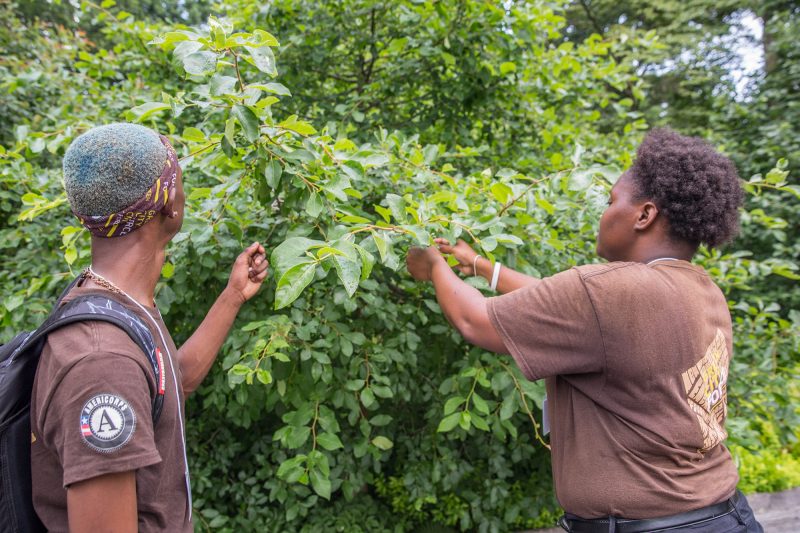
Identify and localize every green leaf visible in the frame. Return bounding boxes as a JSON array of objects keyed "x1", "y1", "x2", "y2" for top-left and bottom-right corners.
[
  {"x1": 264, "y1": 160, "x2": 283, "y2": 188},
  {"x1": 491, "y1": 182, "x2": 513, "y2": 204},
  {"x1": 568, "y1": 169, "x2": 594, "y2": 191},
  {"x1": 384, "y1": 194, "x2": 406, "y2": 223},
  {"x1": 500, "y1": 61, "x2": 516, "y2": 74},
  {"x1": 279, "y1": 114, "x2": 317, "y2": 136},
  {"x1": 765, "y1": 167, "x2": 789, "y2": 185},
  {"x1": 443, "y1": 396, "x2": 464, "y2": 415},
  {"x1": 356, "y1": 245, "x2": 374, "y2": 281},
  {"x1": 245, "y1": 45, "x2": 277, "y2": 75},
  {"x1": 252, "y1": 29, "x2": 280, "y2": 47},
  {"x1": 286, "y1": 426, "x2": 311, "y2": 449},
  {"x1": 232, "y1": 105, "x2": 260, "y2": 142},
  {"x1": 471, "y1": 393, "x2": 490, "y2": 415},
  {"x1": 372, "y1": 233, "x2": 389, "y2": 262},
  {"x1": 471, "y1": 413, "x2": 490, "y2": 431},
  {"x1": 499, "y1": 395, "x2": 516, "y2": 421},
  {"x1": 182, "y1": 127, "x2": 206, "y2": 142},
  {"x1": 276, "y1": 455, "x2": 306, "y2": 480},
  {"x1": 29, "y1": 137, "x2": 45, "y2": 153},
  {"x1": 459, "y1": 411, "x2": 471, "y2": 431},
  {"x1": 127, "y1": 102, "x2": 170, "y2": 122},
  {"x1": 256, "y1": 369, "x2": 273, "y2": 385},
  {"x1": 778, "y1": 184, "x2": 800, "y2": 199},
  {"x1": 254, "y1": 82, "x2": 291, "y2": 96},
  {"x1": 274, "y1": 261, "x2": 316, "y2": 309},
  {"x1": 309, "y1": 469, "x2": 331, "y2": 500},
  {"x1": 224, "y1": 116, "x2": 236, "y2": 147},
  {"x1": 210, "y1": 74, "x2": 238, "y2": 95},
  {"x1": 369, "y1": 414, "x2": 392, "y2": 426},
  {"x1": 359, "y1": 387, "x2": 375, "y2": 407},
  {"x1": 493, "y1": 233, "x2": 524, "y2": 246},
  {"x1": 4, "y1": 293, "x2": 24, "y2": 312},
  {"x1": 374, "y1": 205, "x2": 392, "y2": 223},
  {"x1": 316, "y1": 432, "x2": 344, "y2": 451},
  {"x1": 271, "y1": 237, "x2": 323, "y2": 272},
  {"x1": 437, "y1": 412, "x2": 460, "y2": 433},
  {"x1": 161, "y1": 262, "x2": 175, "y2": 278},
  {"x1": 183, "y1": 51, "x2": 217, "y2": 76},
  {"x1": 305, "y1": 192, "x2": 323, "y2": 217},
  {"x1": 333, "y1": 256, "x2": 361, "y2": 297},
  {"x1": 371, "y1": 436, "x2": 393, "y2": 450},
  {"x1": 535, "y1": 196, "x2": 555, "y2": 215},
  {"x1": 64, "y1": 246, "x2": 77, "y2": 265}
]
